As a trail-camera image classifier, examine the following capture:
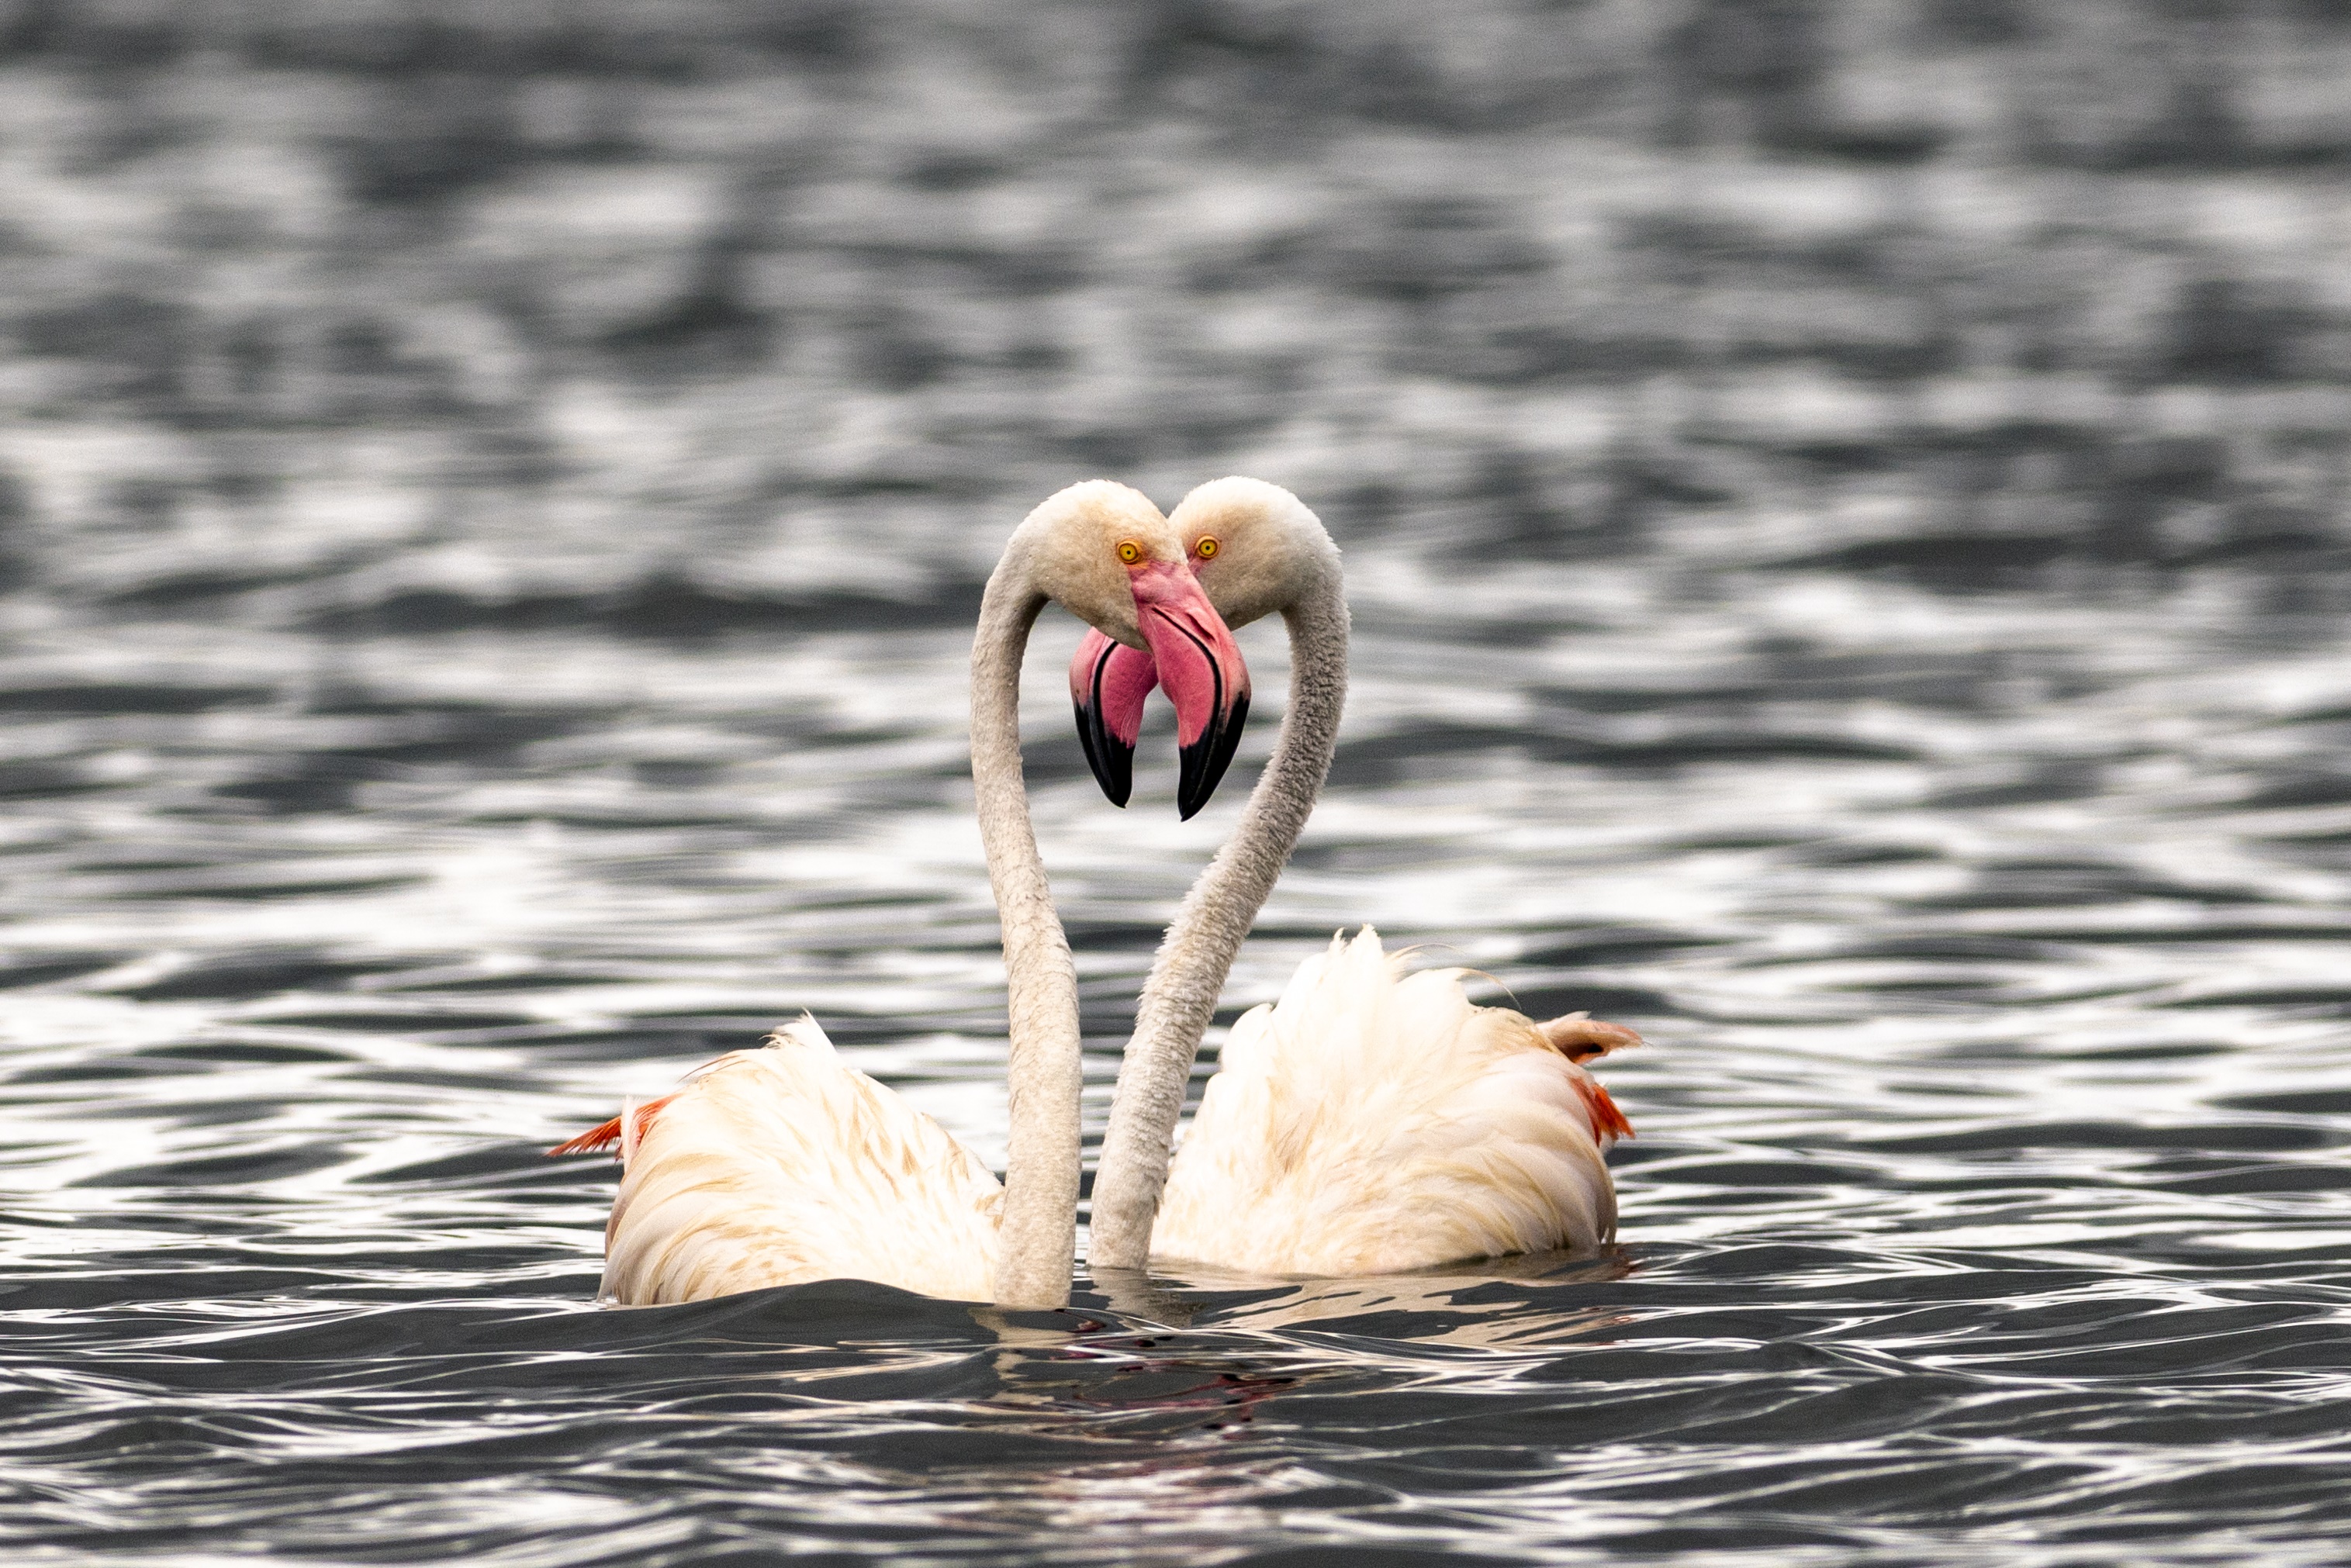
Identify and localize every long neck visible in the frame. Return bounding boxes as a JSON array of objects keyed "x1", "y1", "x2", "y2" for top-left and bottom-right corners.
[
  {"x1": 1088, "y1": 567, "x2": 1349, "y2": 1270},
  {"x1": 971, "y1": 561, "x2": 1082, "y2": 1308}
]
